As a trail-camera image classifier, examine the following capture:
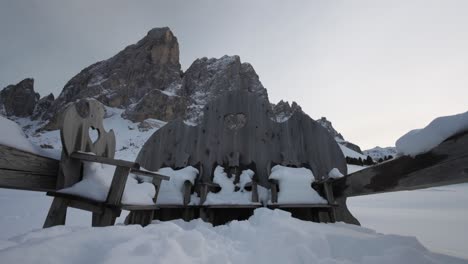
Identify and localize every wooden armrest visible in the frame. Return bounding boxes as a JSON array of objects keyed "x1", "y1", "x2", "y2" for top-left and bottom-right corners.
[
  {"x1": 71, "y1": 152, "x2": 139, "y2": 169},
  {"x1": 130, "y1": 169, "x2": 170, "y2": 181}
]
